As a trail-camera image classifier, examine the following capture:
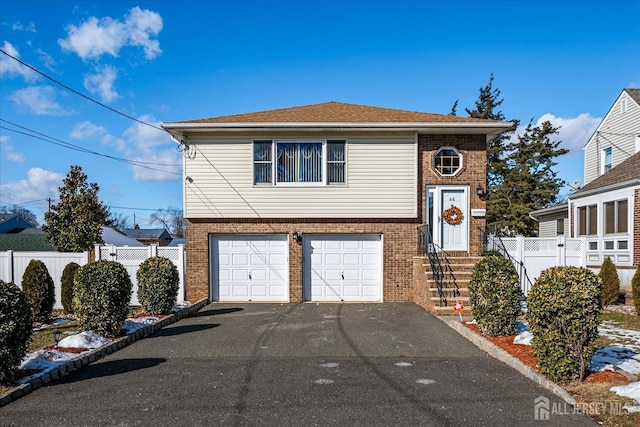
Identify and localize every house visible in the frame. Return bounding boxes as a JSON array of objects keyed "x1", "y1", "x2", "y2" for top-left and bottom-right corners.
[
  {"x1": 124, "y1": 228, "x2": 173, "y2": 246},
  {"x1": 530, "y1": 88, "x2": 639, "y2": 287},
  {"x1": 0, "y1": 228, "x2": 57, "y2": 251},
  {"x1": 101, "y1": 226, "x2": 145, "y2": 247},
  {"x1": 568, "y1": 151, "x2": 640, "y2": 285},
  {"x1": 0, "y1": 213, "x2": 35, "y2": 234},
  {"x1": 583, "y1": 88, "x2": 640, "y2": 185},
  {"x1": 162, "y1": 101, "x2": 511, "y2": 308}
]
